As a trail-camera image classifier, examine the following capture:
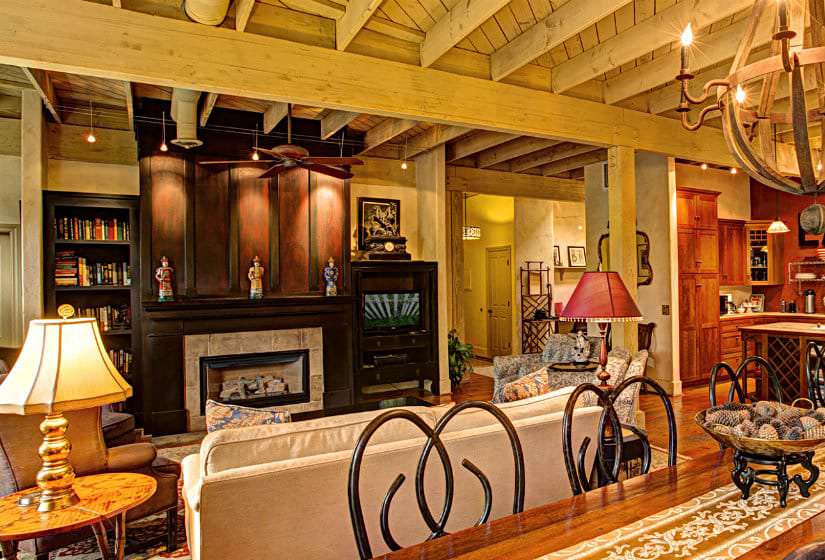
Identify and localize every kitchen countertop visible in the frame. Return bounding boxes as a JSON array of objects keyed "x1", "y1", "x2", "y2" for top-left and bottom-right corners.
[{"x1": 720, "y1": 311, "x2": 825, "y2": 321}]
